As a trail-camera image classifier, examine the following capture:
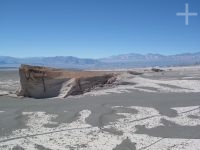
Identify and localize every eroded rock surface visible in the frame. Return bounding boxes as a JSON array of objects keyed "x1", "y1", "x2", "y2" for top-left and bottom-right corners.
[{"x1": 17, "y1": 65, "x2": 117, "y2": 98}]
